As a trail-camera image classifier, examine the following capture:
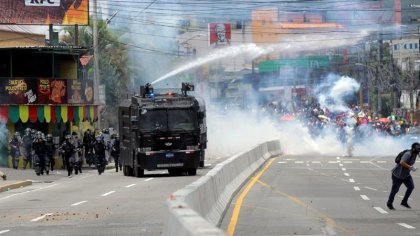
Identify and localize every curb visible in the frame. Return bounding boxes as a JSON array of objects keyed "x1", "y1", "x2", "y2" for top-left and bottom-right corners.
[{"x1": 0, "y1": 180, "x2": 33, "y2": 193}]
